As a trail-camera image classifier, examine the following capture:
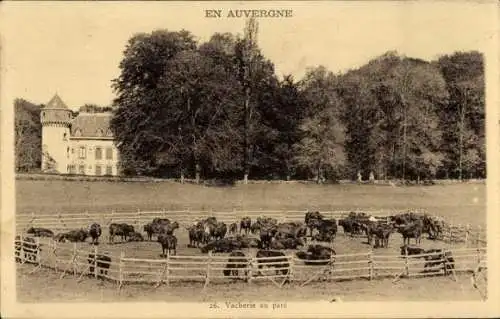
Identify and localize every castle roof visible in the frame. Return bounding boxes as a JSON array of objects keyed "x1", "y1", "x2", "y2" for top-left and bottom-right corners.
[
  {"x1": 71, "y1": 112, "x2": 114, "y2": 138},
  {"x1": 44, "y1": 93, "x2": 69, "y2": 109}
]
